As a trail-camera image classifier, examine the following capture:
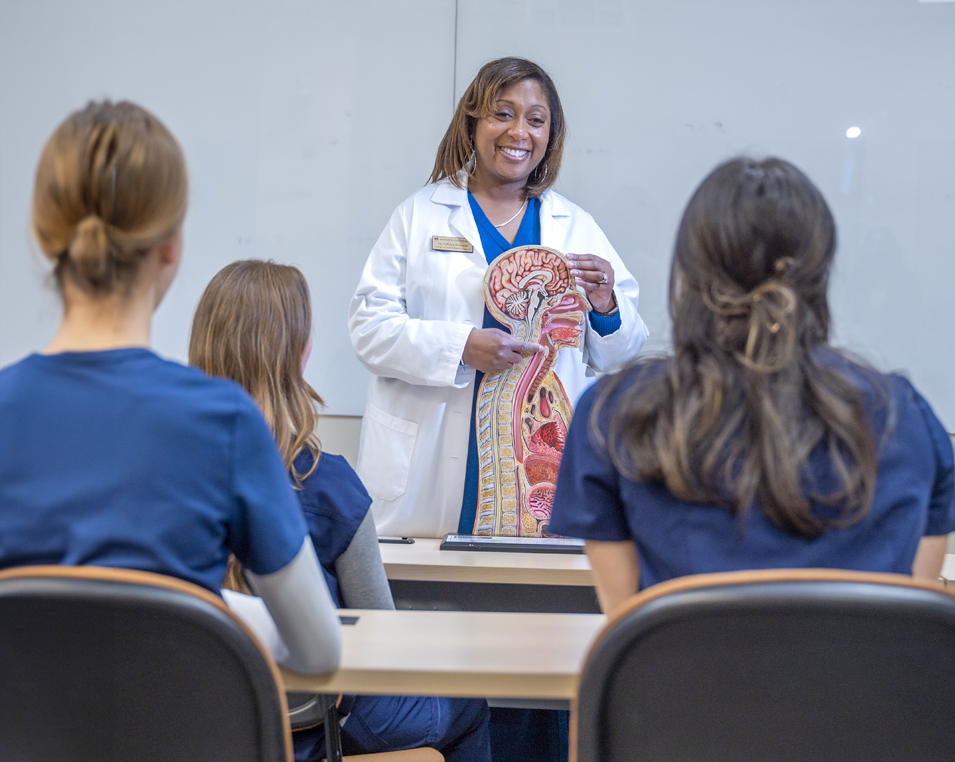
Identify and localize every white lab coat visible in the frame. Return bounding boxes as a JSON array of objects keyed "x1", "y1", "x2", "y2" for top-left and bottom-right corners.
[{"x1": 348, "y1": 177, "x2": 649, "y2": 538}]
